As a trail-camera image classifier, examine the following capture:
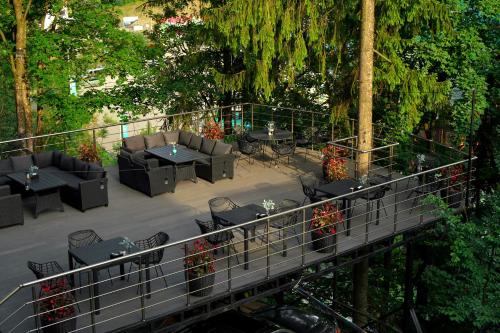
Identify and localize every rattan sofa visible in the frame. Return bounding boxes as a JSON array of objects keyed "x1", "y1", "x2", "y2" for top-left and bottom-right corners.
[
  {"x1": 0, "y1": 151, "x2": 108, "y2": 212},
  {"x1": 0, "y1": 185, "x2": 24, "y2": 227},
  {"x1": 118, "y1": 130, "x2": 234, "y2": 193}
]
